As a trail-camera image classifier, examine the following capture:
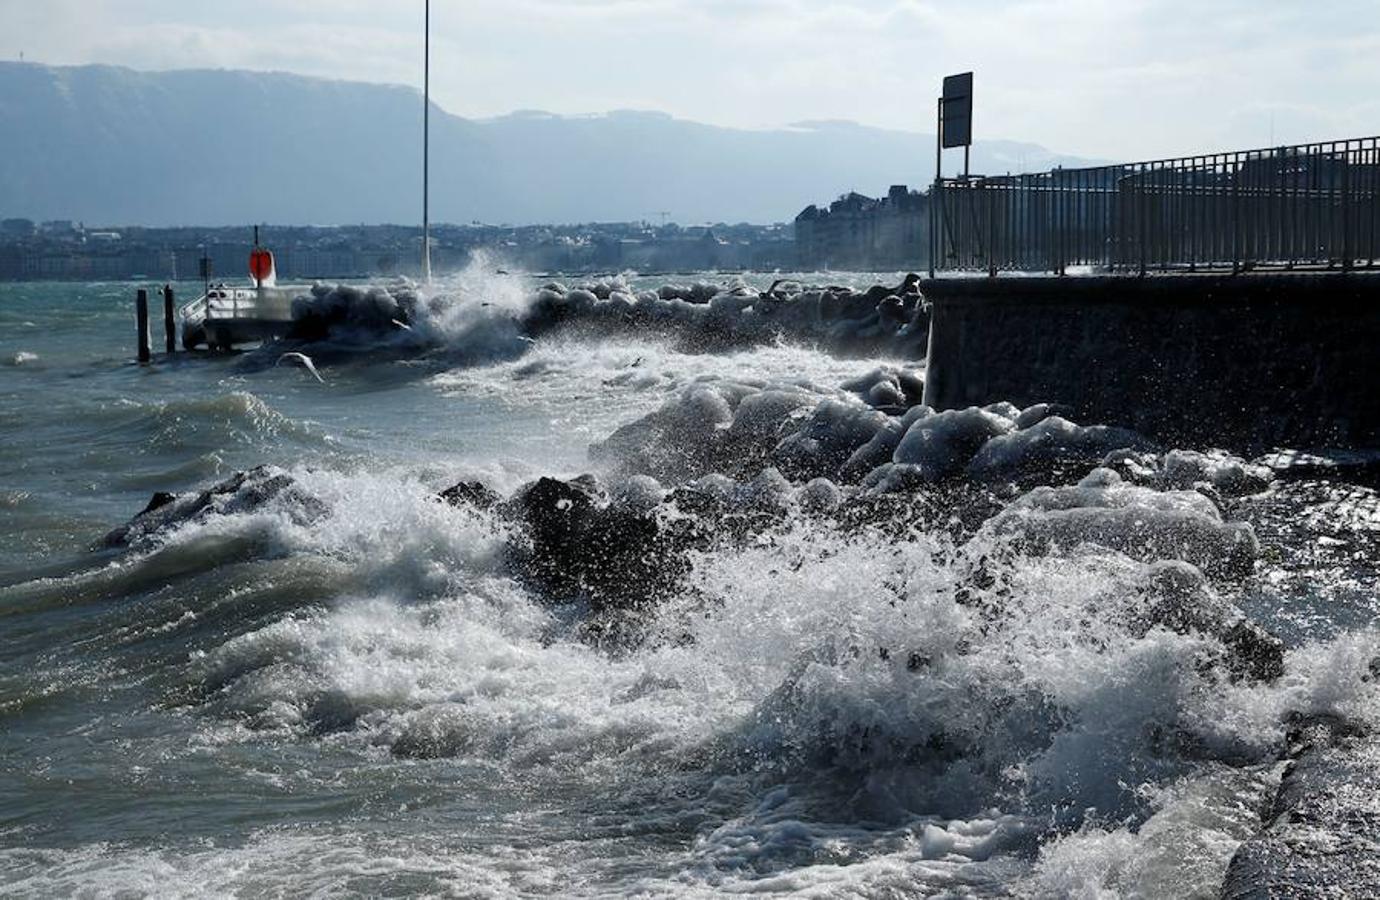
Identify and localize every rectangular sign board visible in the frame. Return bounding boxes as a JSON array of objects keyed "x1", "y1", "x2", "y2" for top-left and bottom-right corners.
[{"x1": 941, "y1": 72, "x2": 973, "y2": 148}]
